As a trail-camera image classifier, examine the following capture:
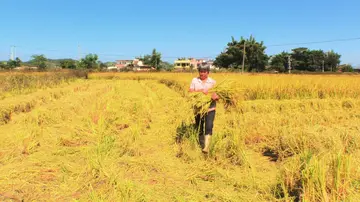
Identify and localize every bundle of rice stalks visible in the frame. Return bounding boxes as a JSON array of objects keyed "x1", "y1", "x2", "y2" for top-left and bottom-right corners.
[
  {"x1": 189, "y1": 92, "x2": 212, "y2": 116},
  {"x1": 189, "y1": 80, "x2": 242, "y2": 116}
]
